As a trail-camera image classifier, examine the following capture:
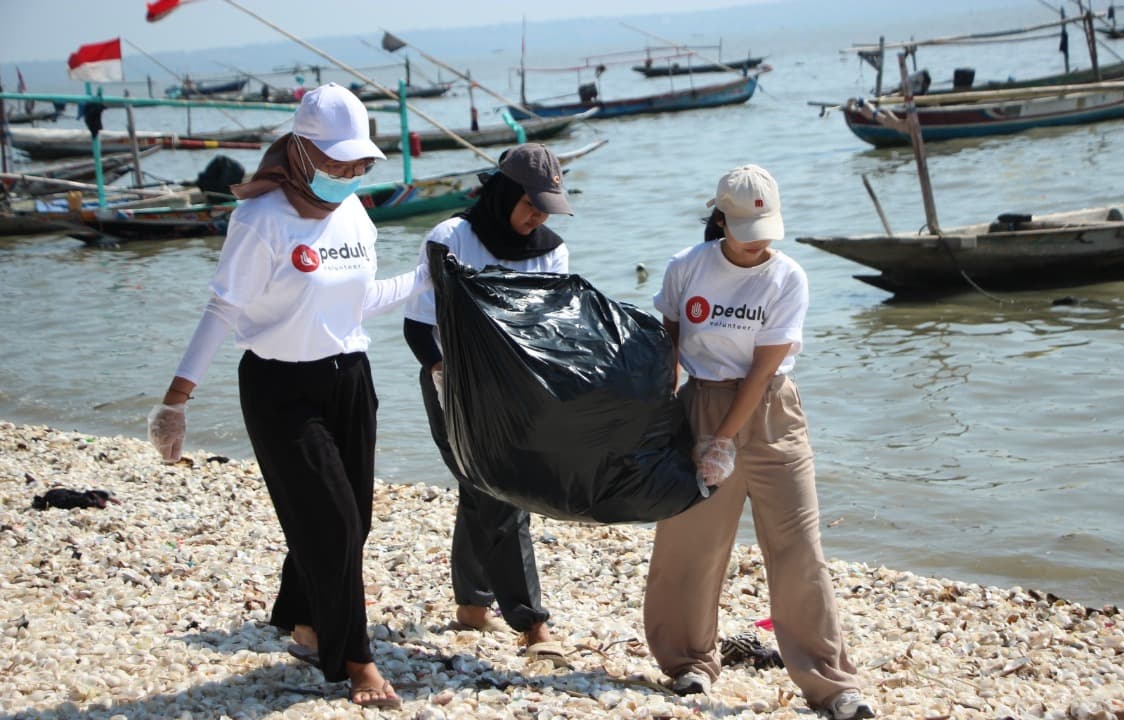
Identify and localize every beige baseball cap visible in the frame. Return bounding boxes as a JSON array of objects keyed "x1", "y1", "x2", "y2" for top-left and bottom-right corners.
[{"x1": 707, "y1": 164, "x2": 784, "y2": 241}]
